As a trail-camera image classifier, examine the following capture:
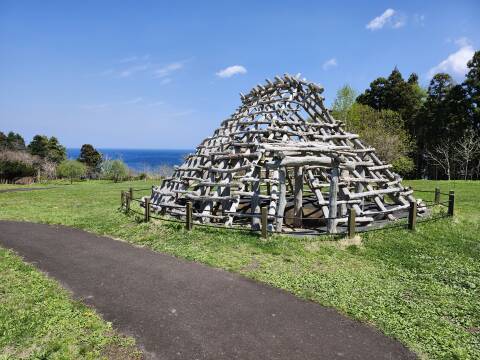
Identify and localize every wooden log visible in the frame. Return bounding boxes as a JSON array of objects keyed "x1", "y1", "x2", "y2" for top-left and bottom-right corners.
[
  {"x1": 435, "y1": 187, "x2": 440, "y2": 205},
  {"x1": 275, "y1": 167, "x2": 287, "y2": 232},
  {"x1": 125, "y1": 192, "x2": 131, "y2": 212},
  {"x1": 261, "y1": 206, "x2": 268, "y2": 239},
  {"x1": 408, "y1": 201, "x2": 417, "y2": 231},
  {"x1": 327, "y1": 164, "x2": 339, "y2": 234},
  {"x1": 348, "y1": 187, "x2": 402, "y2": 199},
  {"x1": 186, "y1": 201, "x2": 193, "y2": 230},
  {"x1": 144, "y1": 197, "x2": 151, "y2": 222},
  {"x1": 250, "y1": 168, "x2": 261, "y2": 229},
  {"x1": 347, "y1": 208, "x2": 356, "y2": 238},
  {"x1": 448, "y1": 191, "x2": 455, "y2": 216},
  {"x1": 293, "y1": 166, "x2": 303, "y2": 228}
]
